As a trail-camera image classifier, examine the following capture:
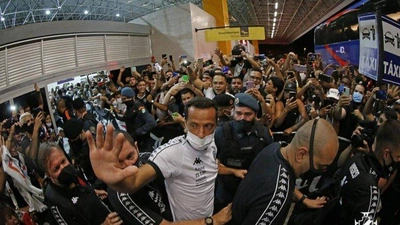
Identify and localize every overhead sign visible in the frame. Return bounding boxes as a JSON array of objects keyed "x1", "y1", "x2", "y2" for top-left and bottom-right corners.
[
  {"x1": 205, "y1": 26, "x2": 265, "y2": 42},
  {"x1": 358, "y1": 13, "x2": 400, "y2": 86}
]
